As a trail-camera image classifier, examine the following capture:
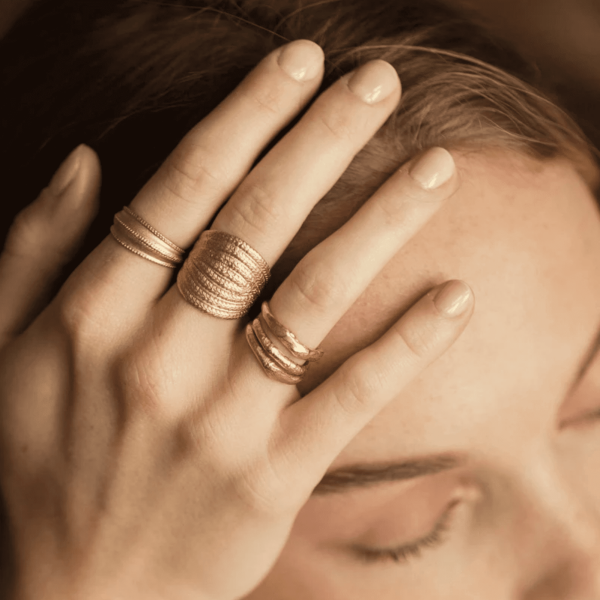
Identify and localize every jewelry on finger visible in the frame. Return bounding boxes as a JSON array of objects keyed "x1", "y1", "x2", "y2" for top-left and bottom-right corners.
[
  {"x1": 111, "y1": 219, "x2": 182, "y2": 268},
  {"x1": 260, "y1": 301, "x2": 324, "y2": 361},
  {"x1": 110, "y1": 206, "x2": 185, "y2": 269},
  {"x1": 251, "y1": 318, "x2": 307, "y2": 377},
  {"x1": 244, "y1": 301, "x2": 324, "y2": 385},
  {"x1": 177, "y1": 230, "x2": 270, "y2": 319},
  {"x1": 245, "y1": 322, "x2": 304, "y2": 385}
]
